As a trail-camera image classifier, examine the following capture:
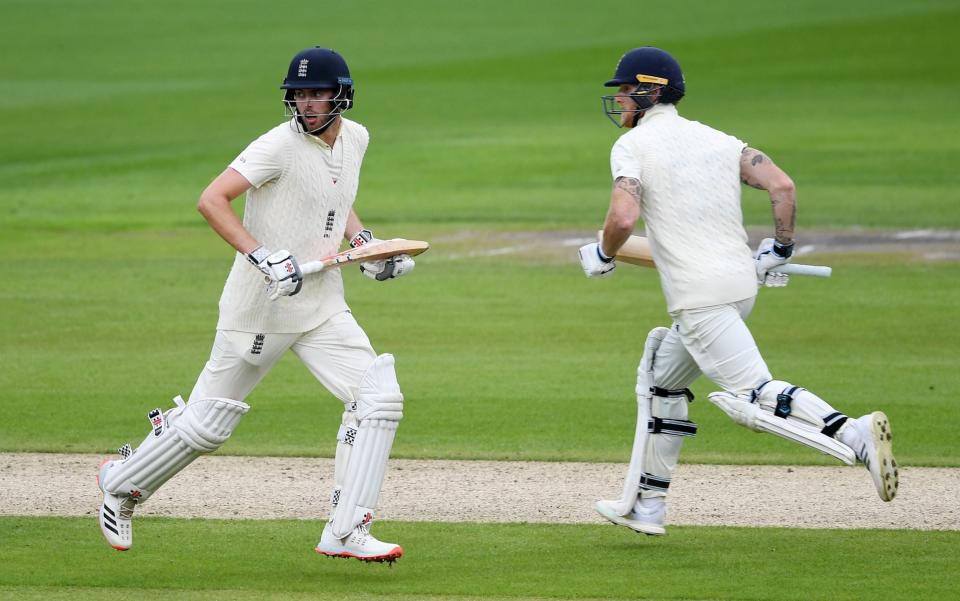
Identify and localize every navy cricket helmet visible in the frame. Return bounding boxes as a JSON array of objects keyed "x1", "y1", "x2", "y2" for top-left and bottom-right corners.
[
  {"x1": 601, "y1": 47, "x2": 684, "y2": 127},
  {"x1": 604, "y1": 46, "x2": 685, "y2": 103},
  {"x1": 281, "y1": 47, "x2": 354, "y2": 133}
]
